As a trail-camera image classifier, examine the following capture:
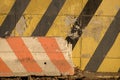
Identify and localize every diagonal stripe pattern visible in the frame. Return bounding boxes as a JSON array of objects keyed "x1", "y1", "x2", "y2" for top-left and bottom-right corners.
[
  {"x1": 0, "y1": 58, "x2": 12, "y2": 76},
  {"x1": 0, "y1": 37, "x2": 74, "y2": 76},
  {"x1": 0, "y1": 0, "x2": 30, "y2": 38},
  {"x1": 66, "y1": 0, "x2": 103, "y2": 48},
  {"x1": 7, "y1": 37, "x2": 42, "y2": 73},
  {"x1": 85, "y1": 10, "x2": 120, "y2": 72},
  {"x1": 38, "y1": 37, "x2": 74, "y2": 74},
  {"x1": 32, "y1": 0, "x2": 66, "y2": 36},
  {"x1": 0, "y1": 0, "x2": 120, "y2": 73}
]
